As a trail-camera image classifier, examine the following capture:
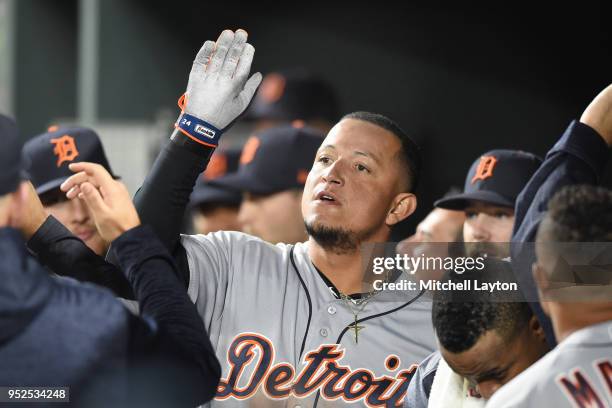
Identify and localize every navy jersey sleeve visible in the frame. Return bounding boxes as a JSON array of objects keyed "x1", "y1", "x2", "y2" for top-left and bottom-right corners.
[{"x1": 511, "y1": 120, "x2": 610, "y2": 345}]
